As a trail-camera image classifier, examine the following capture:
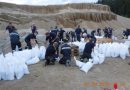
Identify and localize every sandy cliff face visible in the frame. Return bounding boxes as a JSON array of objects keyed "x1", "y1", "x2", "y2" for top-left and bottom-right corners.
[{"x1": 0, "y1": 2, "x2": 129, "y2": 30}]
